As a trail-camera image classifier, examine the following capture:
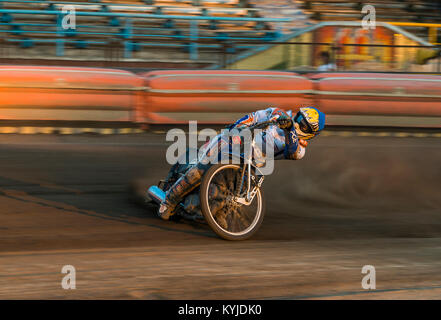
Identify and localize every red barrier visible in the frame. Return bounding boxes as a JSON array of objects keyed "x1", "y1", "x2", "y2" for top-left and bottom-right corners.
[
  {"x1": 139, "y1": 70, "x2": 313, "y2": 123},
  {"x1": 310, "y1": 73, "x2": 441, "y2": 116},
  {"x1": 140, "y1": 70, "x2": 441, "y2": 124},
  {"x1": 0, "y1": 66, "x2": 145, "y2": 121},
  {"x1": 0, "y1": 67, "x2": 439, "y2": 126}
]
